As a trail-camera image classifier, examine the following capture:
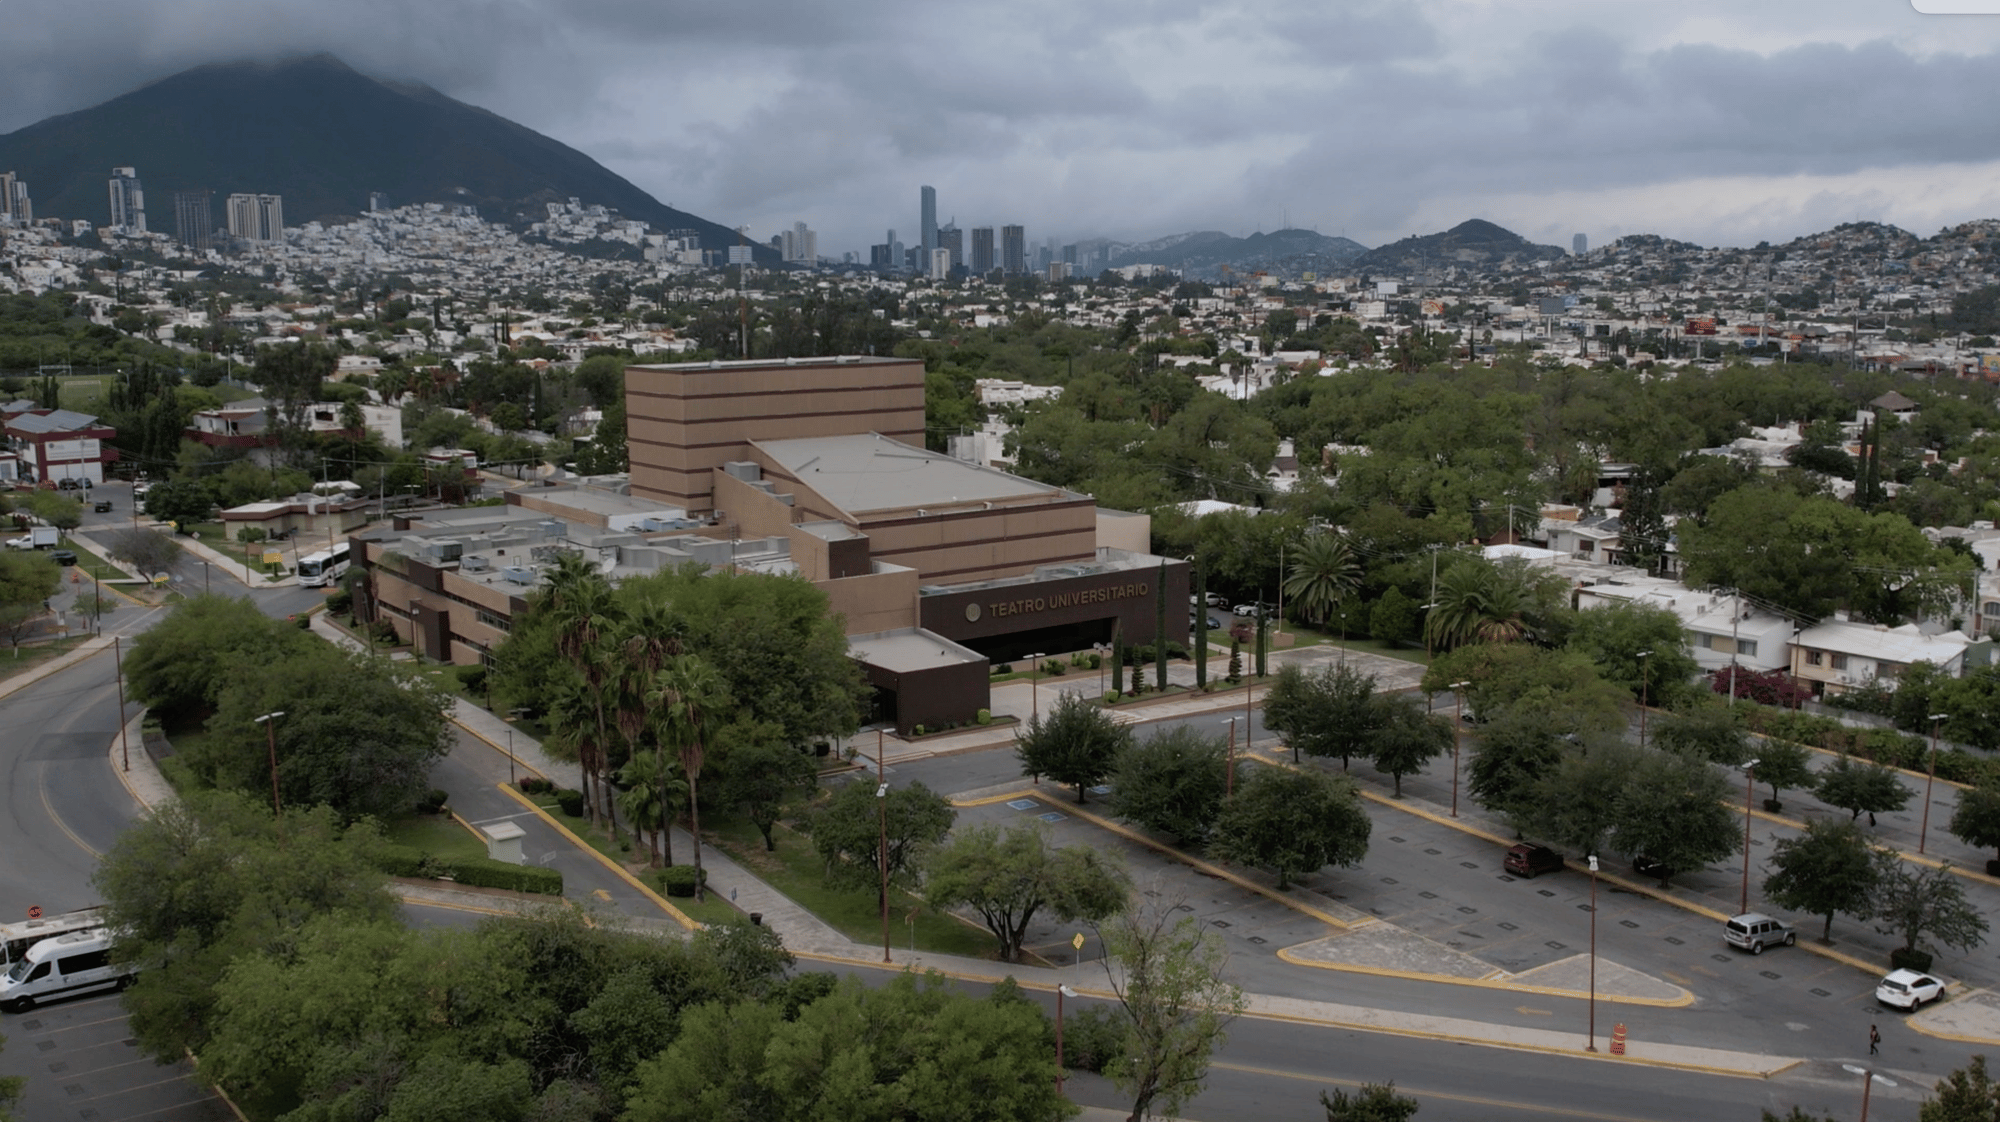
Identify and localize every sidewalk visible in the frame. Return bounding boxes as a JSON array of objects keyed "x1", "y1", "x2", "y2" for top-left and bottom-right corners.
[{"x1": 86, "y1": 520, "x2": 301, "y2": 590}]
